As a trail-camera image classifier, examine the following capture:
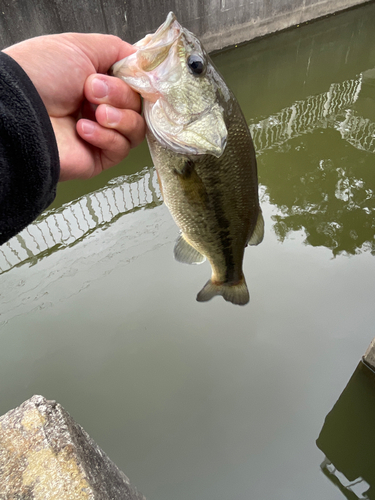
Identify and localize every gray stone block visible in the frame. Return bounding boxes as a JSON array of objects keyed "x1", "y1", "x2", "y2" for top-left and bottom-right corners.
[{"x1": 0, "y1": 395, "x2": 146, "y2": 500}]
